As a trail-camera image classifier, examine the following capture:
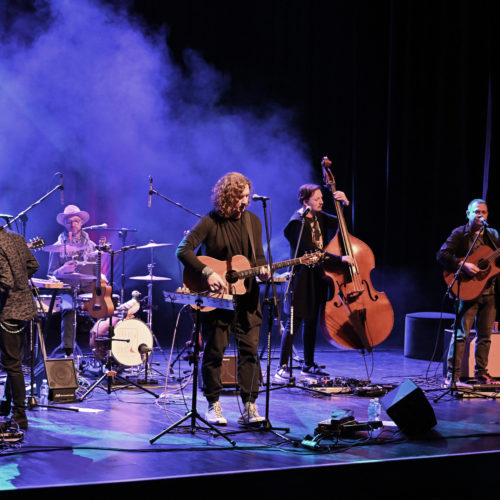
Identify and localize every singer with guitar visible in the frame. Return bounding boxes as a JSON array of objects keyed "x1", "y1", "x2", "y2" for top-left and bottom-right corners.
[
  {"x1": 47, "y1": 205, "x2": 100, "y2": 356},
  {"x1": 176, "y1": 172, "x2": 270, "y2": 427},
  {"x1": 437, "y1": 199, "x2": 500, "y2": 386}
]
